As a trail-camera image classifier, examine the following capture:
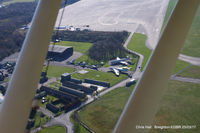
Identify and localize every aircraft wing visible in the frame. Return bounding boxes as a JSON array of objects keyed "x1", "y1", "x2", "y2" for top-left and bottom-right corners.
[
  {"x1": 110, "y1": 68, "x2": 120, "y2": 76},
  {"x1": 120, "y1": 61, "x2": 129, "y2": 66}
]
